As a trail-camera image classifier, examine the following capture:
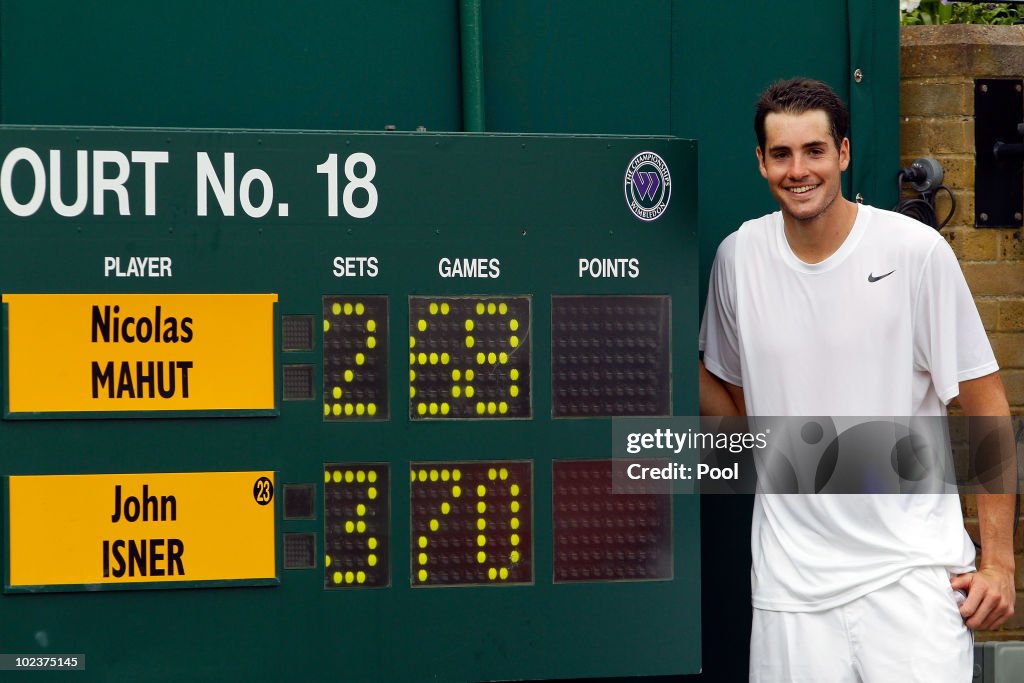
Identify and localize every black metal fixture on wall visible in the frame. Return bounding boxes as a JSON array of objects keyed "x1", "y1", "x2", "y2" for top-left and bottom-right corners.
[{"x1": 975, "y1": 78, "x2": 1024, "y2": 228}]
